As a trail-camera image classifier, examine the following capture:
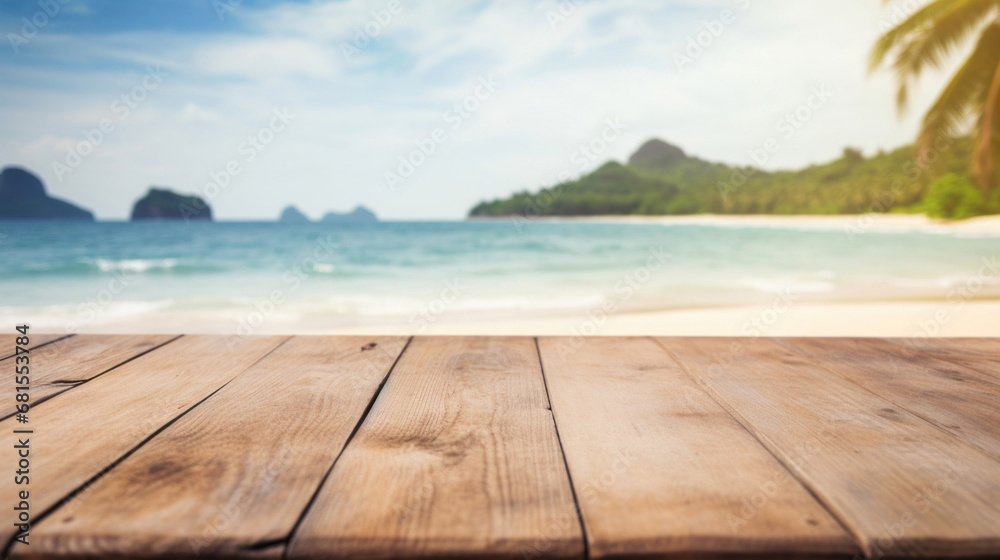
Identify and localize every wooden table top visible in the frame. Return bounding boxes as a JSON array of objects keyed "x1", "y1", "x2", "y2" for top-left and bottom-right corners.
[{"x1": 2, "y1": 334, "x2": 999, "y2": 559}]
